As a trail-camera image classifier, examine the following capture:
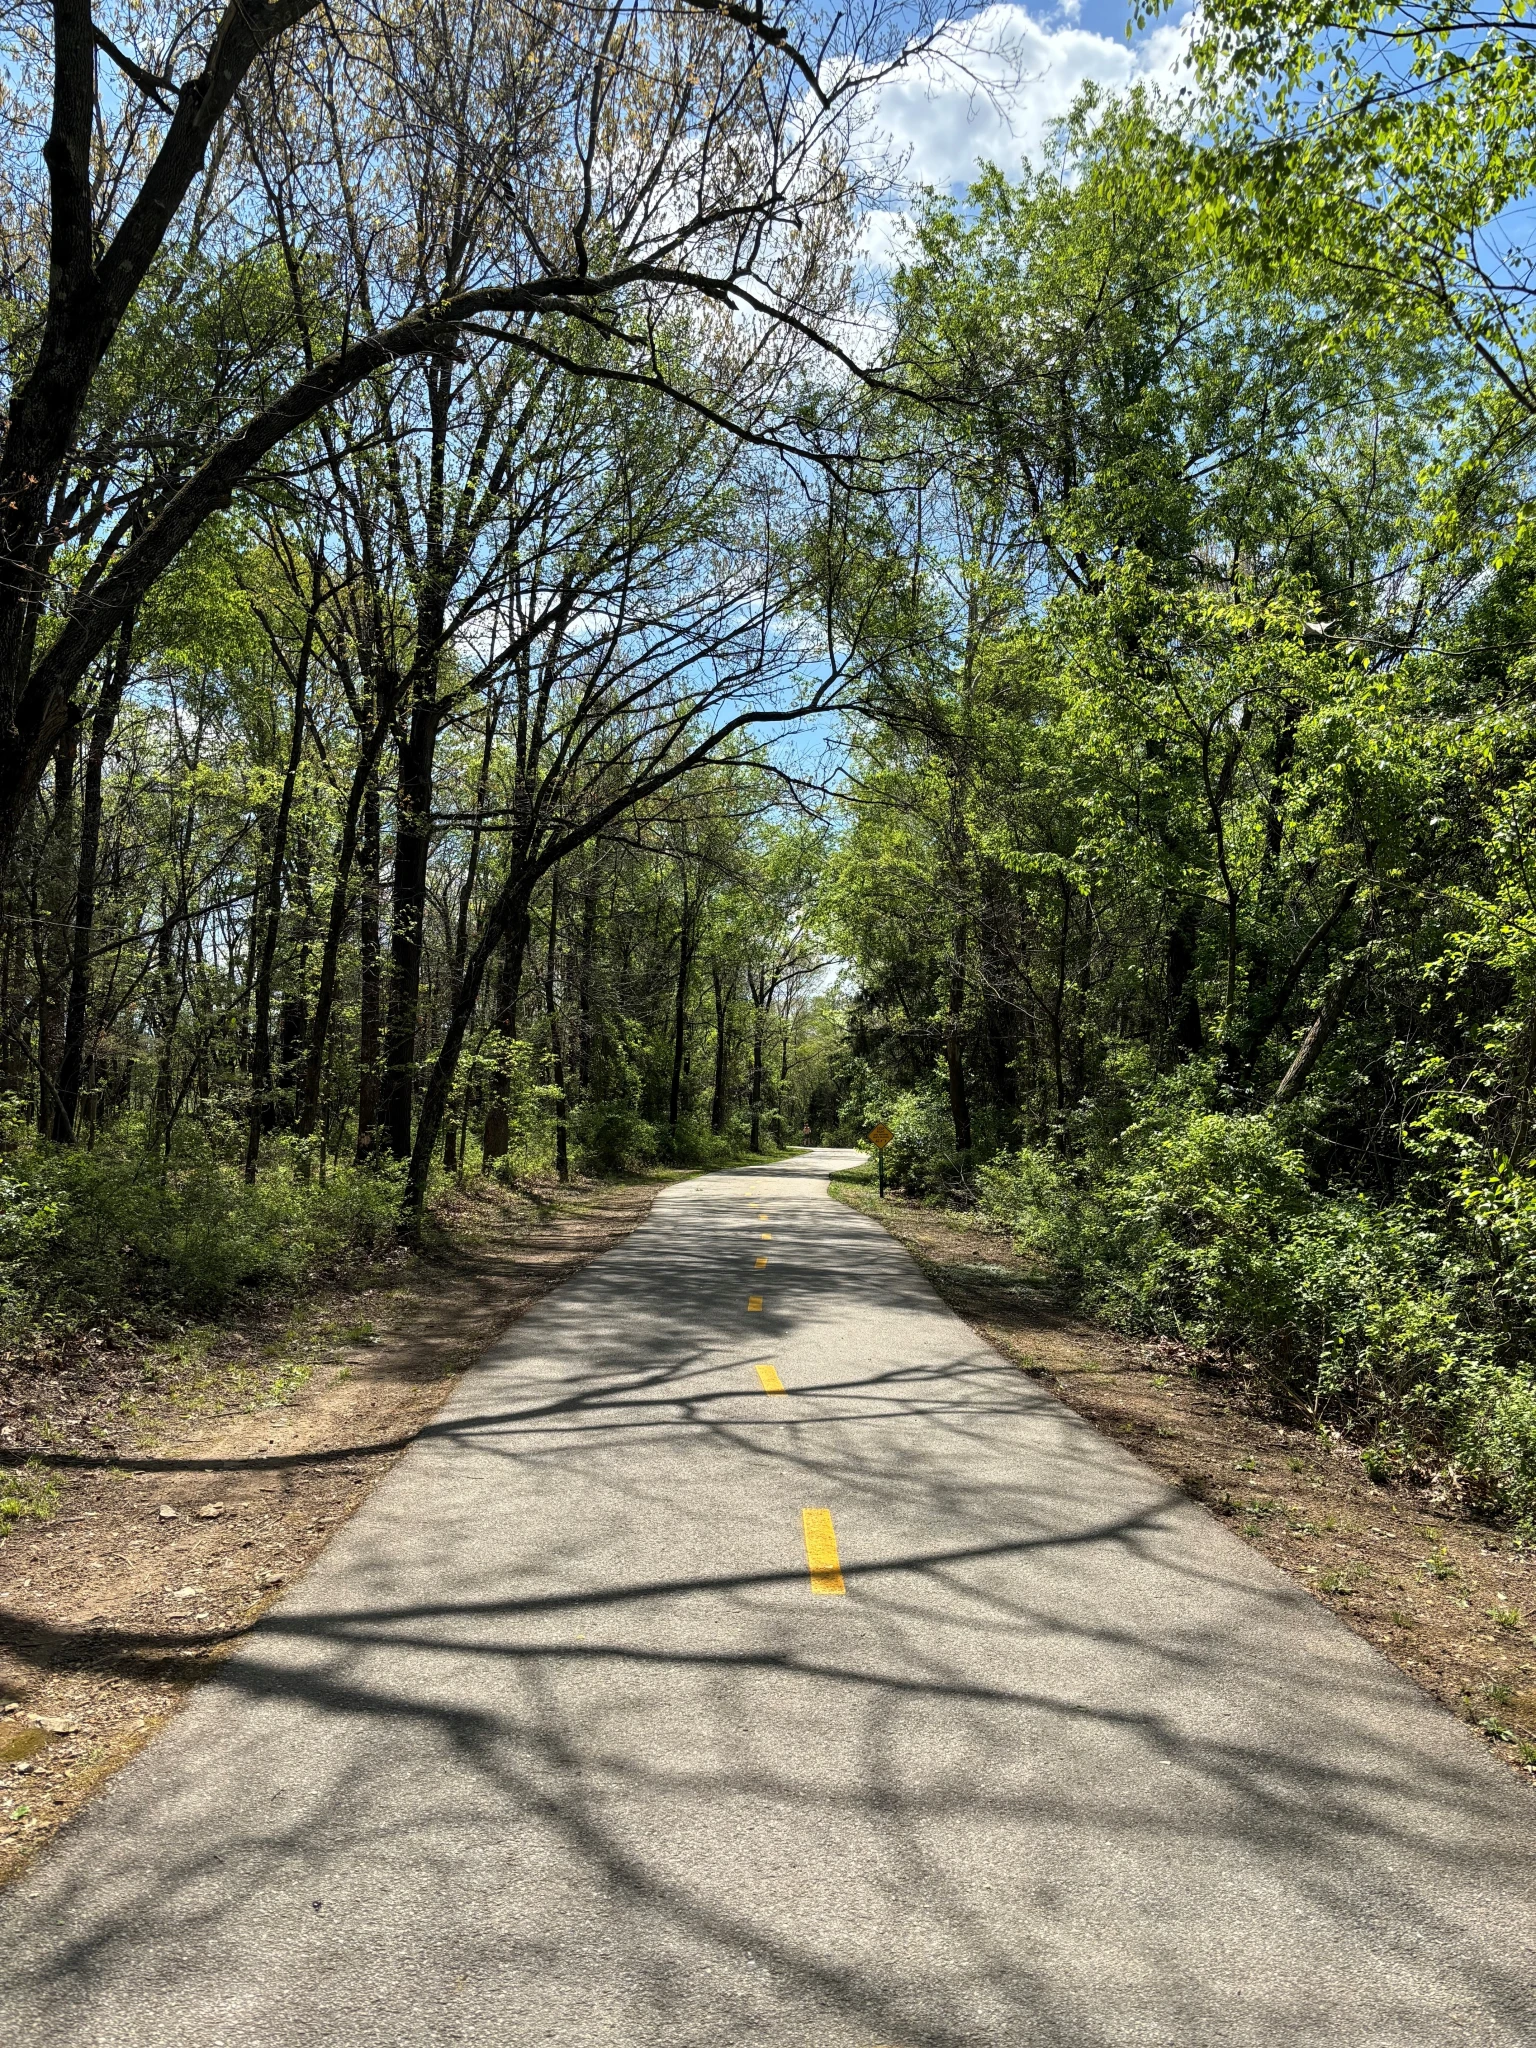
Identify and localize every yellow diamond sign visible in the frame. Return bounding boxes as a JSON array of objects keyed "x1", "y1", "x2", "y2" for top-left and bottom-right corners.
[{"x1": 868, "y1": 1122, "x2": 894, "y2": 1149}]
